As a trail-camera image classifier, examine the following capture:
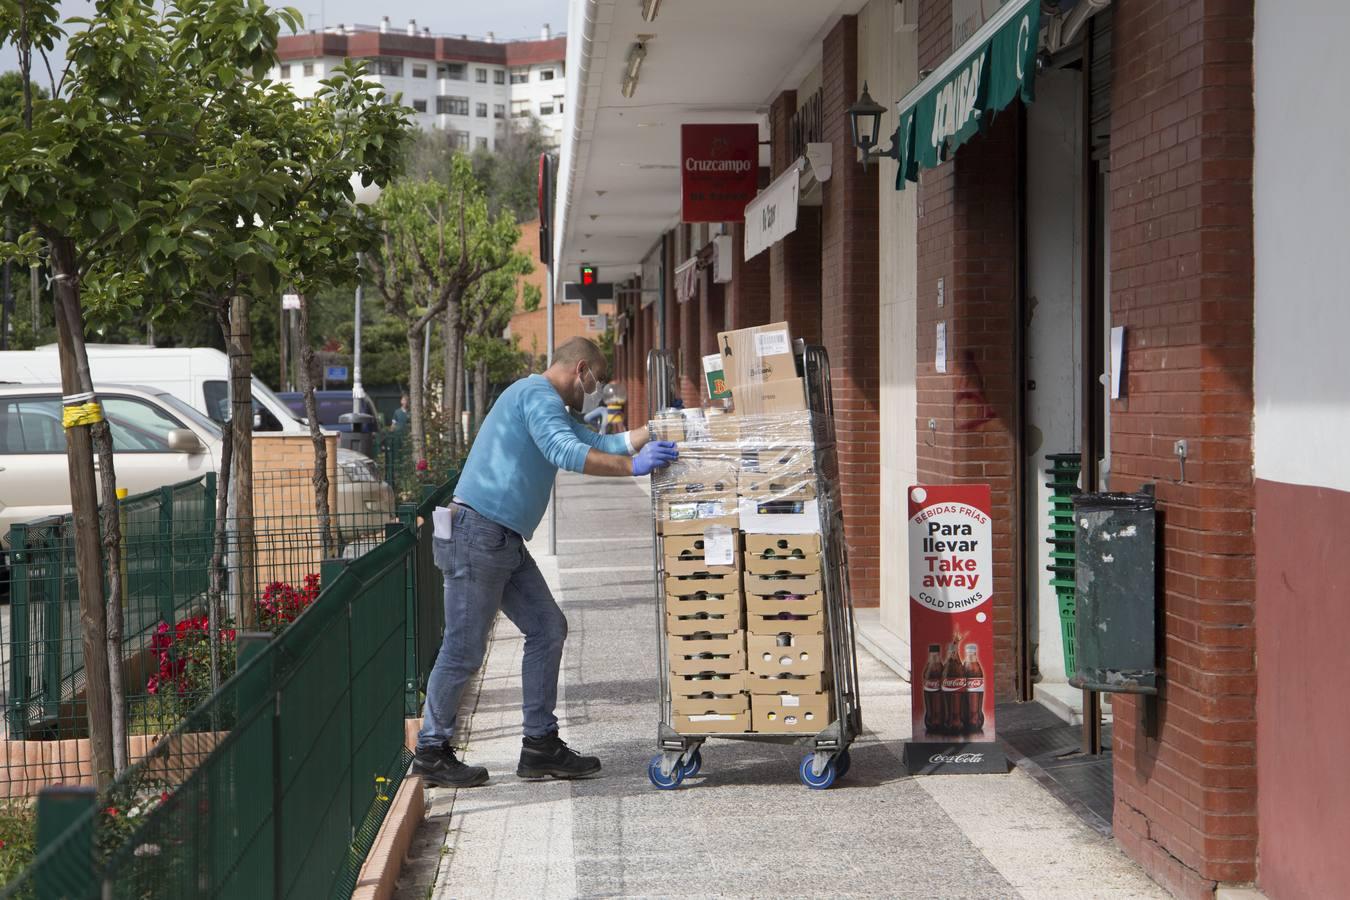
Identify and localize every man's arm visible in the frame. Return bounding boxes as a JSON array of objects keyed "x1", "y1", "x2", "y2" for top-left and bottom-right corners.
[
  {"x1": 582, "y1": 448, "x2": 639, "y2": 476},
  {"x1": 568, "y1": 416, "x2": 650, "y2": 456}
]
